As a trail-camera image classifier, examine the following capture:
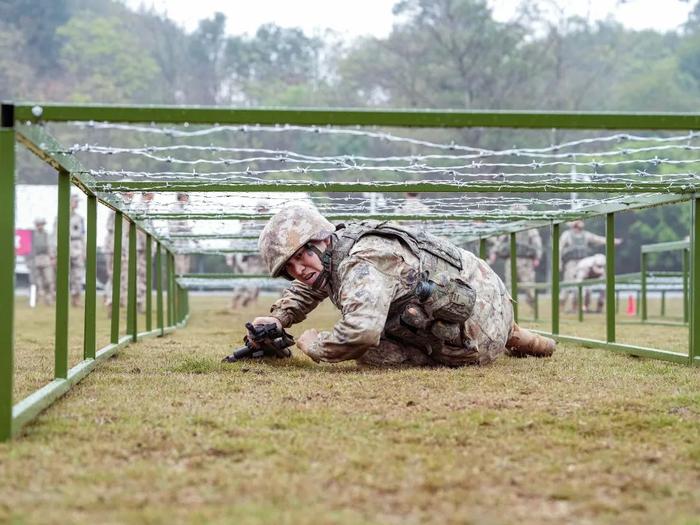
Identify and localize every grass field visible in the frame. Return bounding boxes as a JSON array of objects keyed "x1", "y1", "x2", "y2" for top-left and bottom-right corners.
[{"x1": 2, "y1": 294, "x2": 700, "y2": 524}]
